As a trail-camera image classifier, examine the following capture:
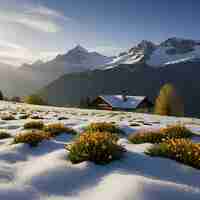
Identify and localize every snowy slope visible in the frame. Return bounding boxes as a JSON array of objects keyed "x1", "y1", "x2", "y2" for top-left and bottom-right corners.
[
  {"x1": 103, "y1": 40, "x2": 155, "y2": 69},
  {"x1": 0, "y1": 101, "x2": 200, "y2": 200},
  {"x1": 107, "y1": 52, "x2": 144, "y2": 65},
  {"x1": 147, "y1": 45, "x2": 200, "y2": 67},
  {"x1": 104, "y1": 38, "x2": 200, "y2": 69}
]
